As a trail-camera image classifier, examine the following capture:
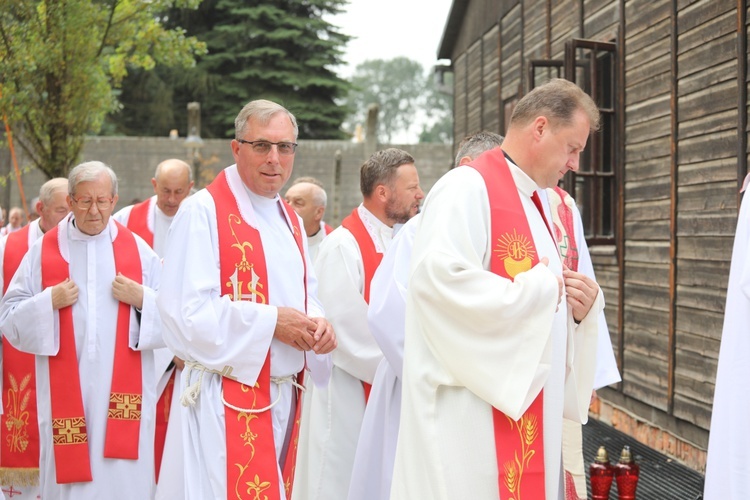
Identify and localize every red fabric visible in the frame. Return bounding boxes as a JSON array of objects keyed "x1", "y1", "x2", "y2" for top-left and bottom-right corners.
[
  {"x1": 207, "y1": 171, "x2": 307, "y2": 500},
  {"x1": 550, "y1": 186, "x2": 579, "y2": 272},
  {"x1": 1, "y1": 225, "x2": 41, "y2": 474},
  {"x1": 324, "y1": 223, "x2": 334, "y2": 235},
  {"x1": 126, "y1": 198, "x2": 154, "y2": 248},
  {"x1": 102, "y1": 223, "x2": 143, "y2": 461},
  {"x1": 41, "y1": 227, "x2": 92, "y2": 484},
  {"x1": 340, "y1": 208, "x2": 383, "y2": 304},
  {"x1": 153, "y1": 370, "x2": 175, "y2": 483},
  {"x1": 42, "y1": 222, "x2": 143, "y2": 483},
  {"x1": 470, "y1": 149, "x2": 546, "y2": 499},
  {"x1": 340, "y1": 208, "x2": 384, "y2": 407}
]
